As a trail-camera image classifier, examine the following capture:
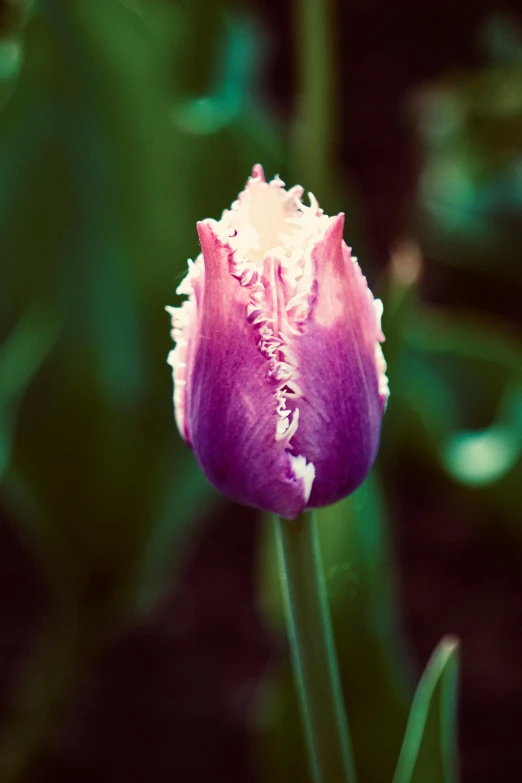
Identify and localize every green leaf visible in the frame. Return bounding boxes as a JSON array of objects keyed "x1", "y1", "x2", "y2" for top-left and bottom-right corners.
[
  {"x1": 405, "y1": 310, "x2": 522, "y2": 375},
  {"x1": 0, "y1": 0, "x2": 289, "y2": 624},
  {"x1": 392, "y1": 637, "x2": 459, "y2": 783},
  {"x1": 0, "y1": 303, "x2": 60, "y2": 480}
]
